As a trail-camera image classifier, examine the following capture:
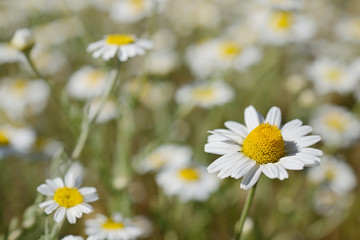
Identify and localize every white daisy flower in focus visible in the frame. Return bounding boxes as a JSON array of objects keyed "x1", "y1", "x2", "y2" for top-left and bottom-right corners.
[
  {"x1": 308, "y1": 155, "x2": 357, "y2": 195},
  {"x1": 88, "y1": 97, "x2": 118, "y2": 124},
  {"x1": 311, "y1": 105, "x2": 360, "y2": 148},
  {"x1": 10, "y1": 28, "x2": 34, "y2": 51},
  {"x1": 87, "y1": 34, "x2": 153, "y2": 62},
  {"x1": 0, "y1": 78, "x2": 50, "y2": 120},
  {"x1": 61, "y1": 235, "x2": 84, "y2": 240},
  {"x1": 85, "y1": 213, "x2": 143, "y2": 240},
  {"x1": 138, "y1": 144, "x2": 192, "y2": 173},
  {"x1": 37, "y1": 172, "x2": 98, "y2": 224},
  {"x1": 110, "y1": 0, "x2": 153, "y2": 23},
  {"x1": 175, "y1": 80, "x2": 234, "y2": 109},
  {"x1": 250, "y1": 9, "x2": 315, "y2": 46},
  {"x1": 156, "y1": 165, "x2": 219, "y2": 202},
  {"x1": 205, "y1": 105, "x2": 322, "y2": 190},
  {"x1": 67, "y1": 66, "x2": 109, "y2": 100},
  {"x1": 307, "y1": 58, "x2": 359, "y2": 95},
  {"x1": 334, "y1": 17, "x2": 360, "y2": 43}
]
